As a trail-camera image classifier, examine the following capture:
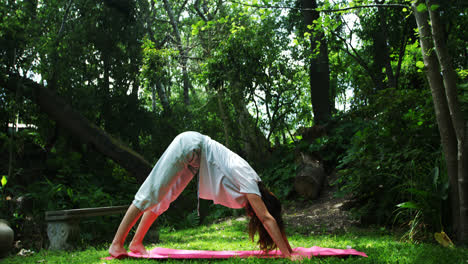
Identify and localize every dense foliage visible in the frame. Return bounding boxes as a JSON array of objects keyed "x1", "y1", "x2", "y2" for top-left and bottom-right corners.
[{"x1": 0, "y1": 0, "x2": 466, "y2": 249}]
